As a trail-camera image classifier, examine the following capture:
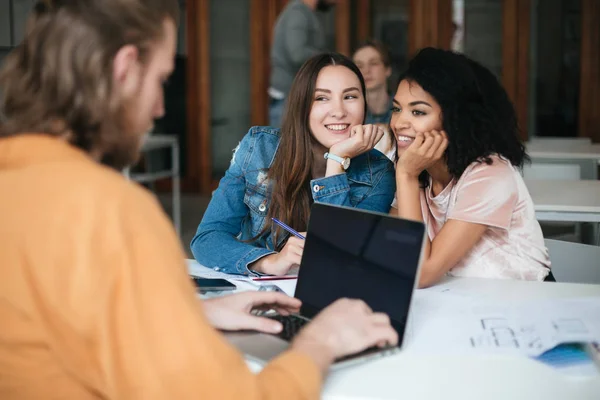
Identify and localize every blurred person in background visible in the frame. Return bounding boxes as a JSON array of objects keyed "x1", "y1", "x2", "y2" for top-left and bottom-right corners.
[
  {"x1": 353, "y1": 40, "x2": 395, "y2": 161},
  {"x1": 269, "y1": 0, "x2": 338, "y2": 127}
]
